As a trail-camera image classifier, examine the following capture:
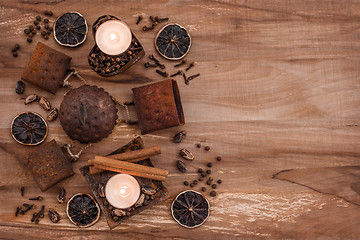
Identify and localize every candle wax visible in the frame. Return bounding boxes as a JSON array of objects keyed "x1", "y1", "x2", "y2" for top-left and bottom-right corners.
[
  {"x1": 95, "y1": 20, "x2": 132, "y2": 56},
  {"x1": 105, "y1": 174, "x2": 140, "y2": 209}
]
